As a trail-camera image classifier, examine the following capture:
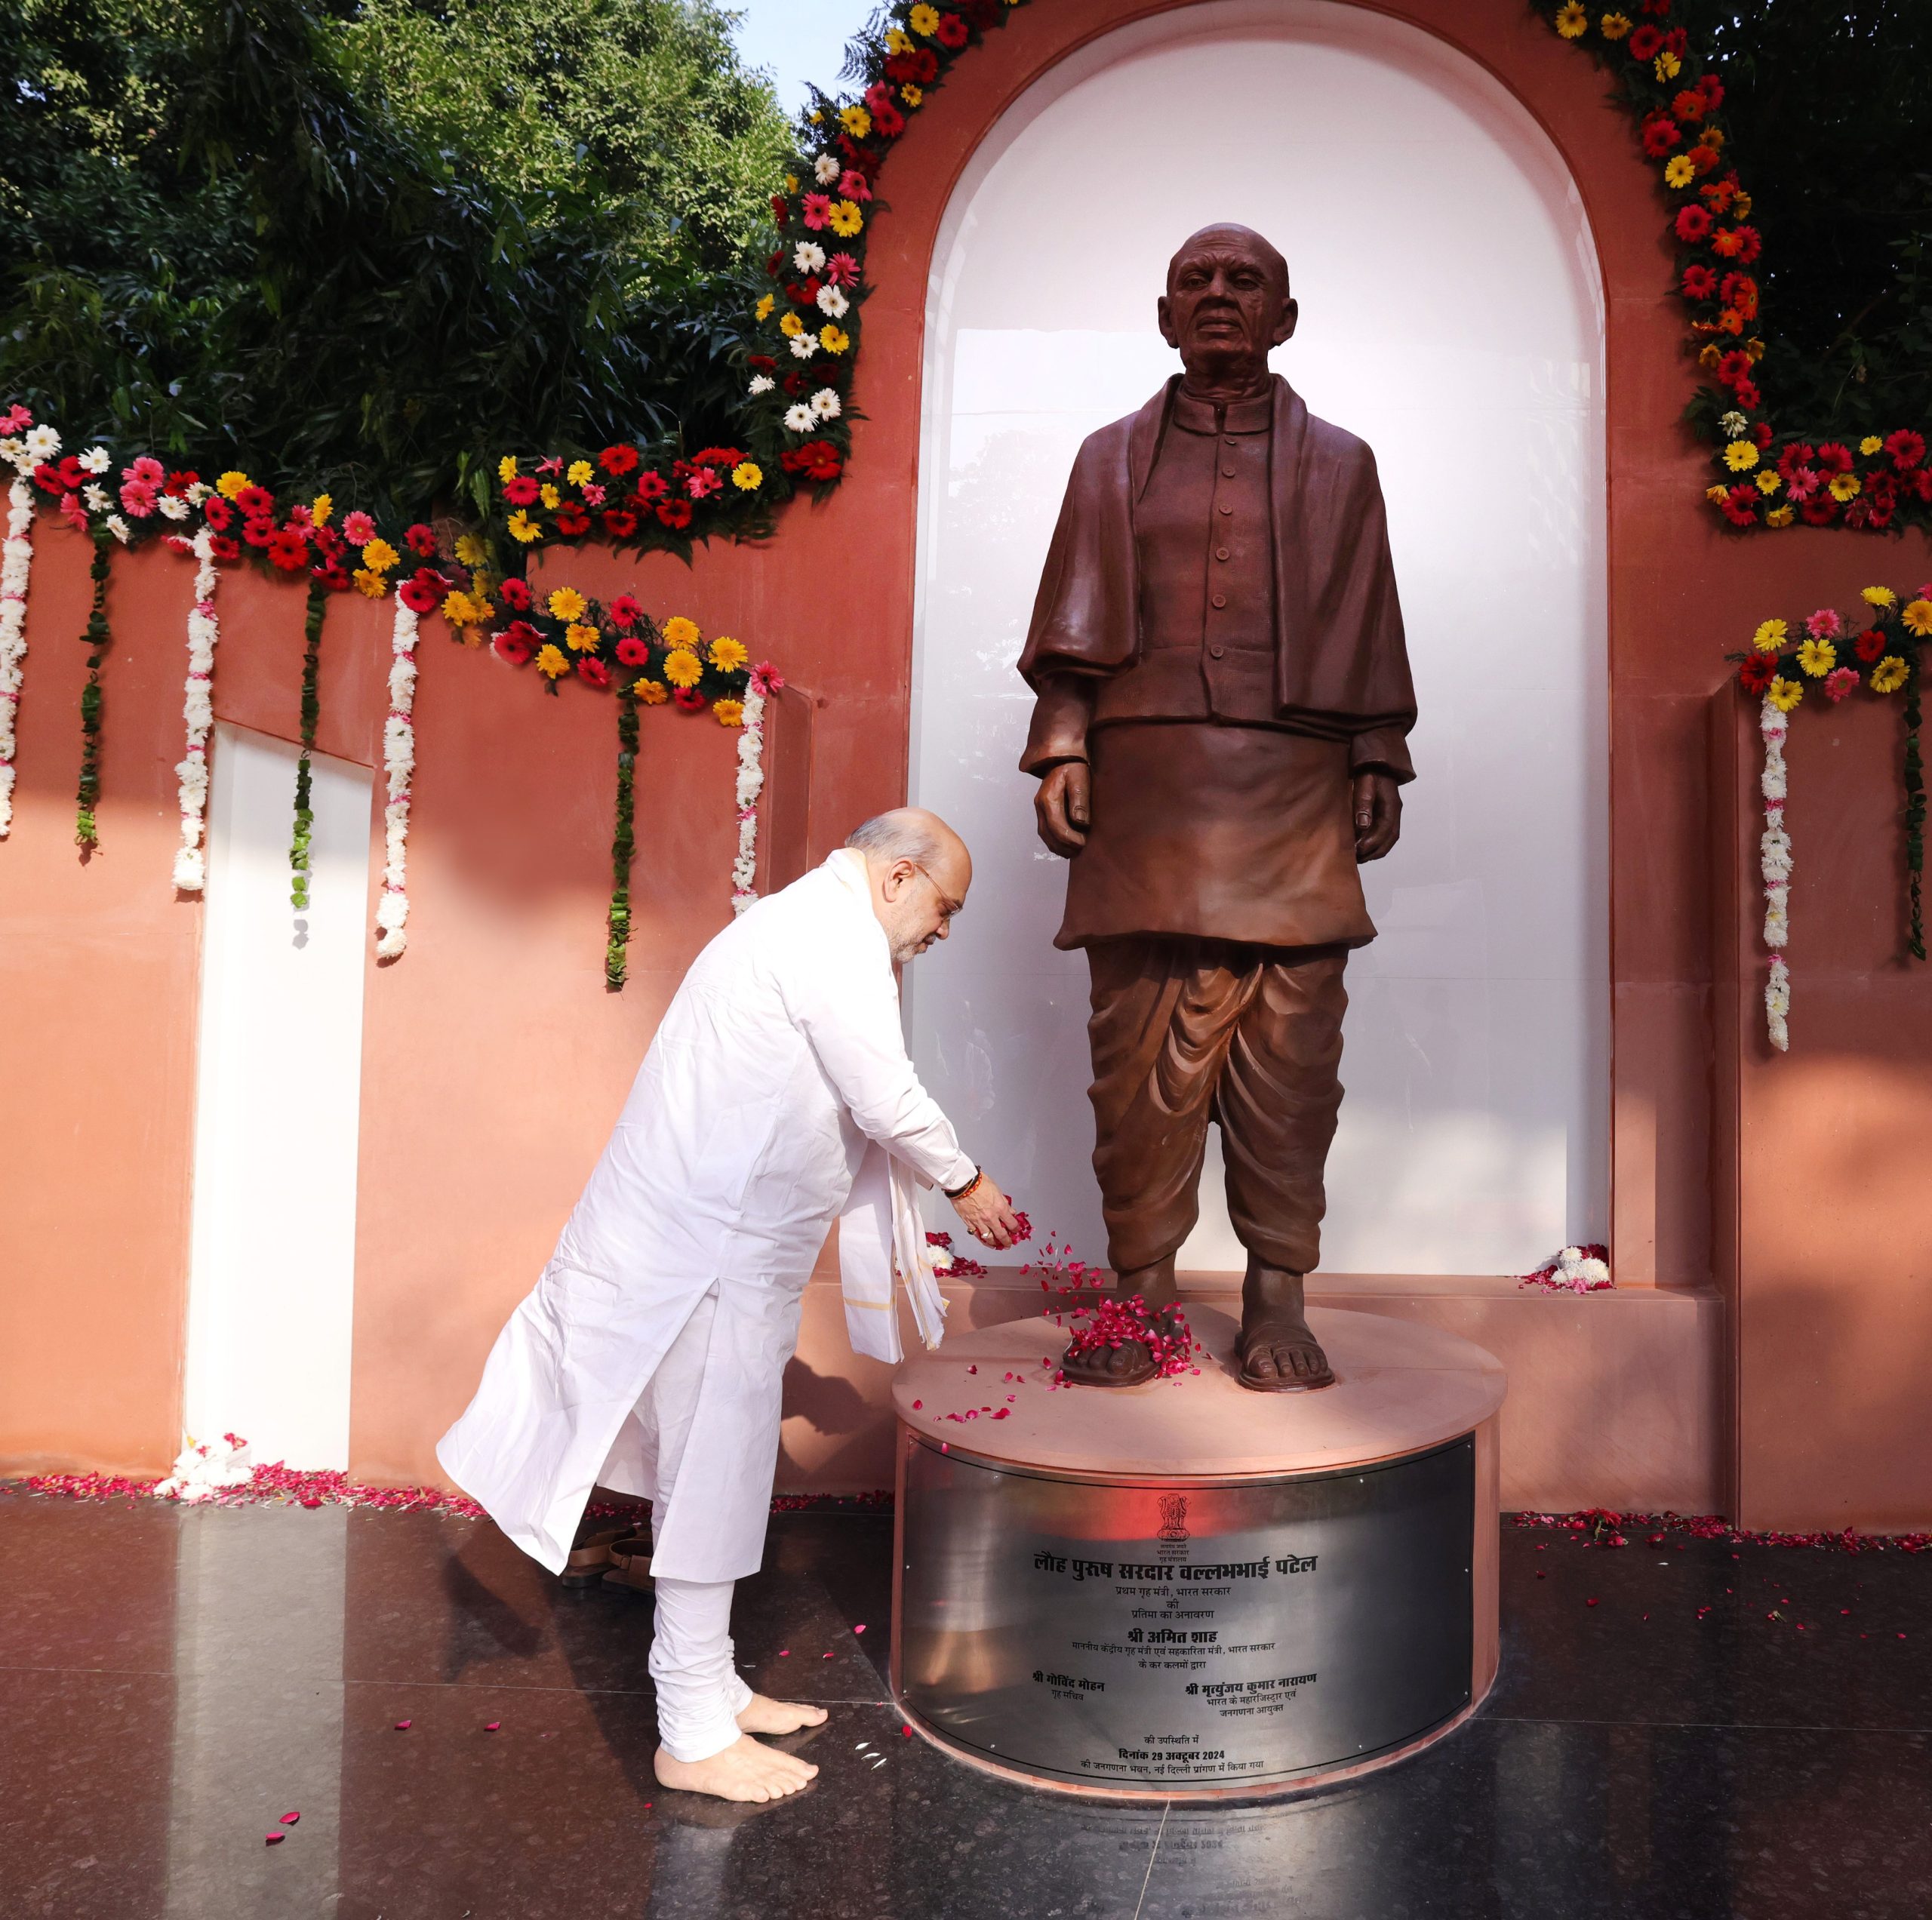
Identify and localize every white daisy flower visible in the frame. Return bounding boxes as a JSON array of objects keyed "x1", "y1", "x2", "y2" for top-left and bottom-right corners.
[
  {"x1": 810, "y1": 387, "x2": 842, "y2": 420},
  {"x1": 105, "y1": 514, "x2": 131, "y2": 544},
  {"x1": 748, "y1": 374, "x2": 776, "y2": 395},
  {"x1": 788, "y1": 334, "x2": 819, "y2": 360},
  {"x1": 813, "y1": 153, "x2": 840, "y2": 184},
  {"x1": 24, "y1": 426, "x2": 60, "y2": 460},
  {"x1": 1719, "y1": 410, "x2": 1749, "y2": 439},
  {"x1": 186, "y1": 482, "x2": 212, "y2": 505},
  {"x1": 82, "y1": 483, "x2": 111, "y2": 512},
  {"x1": 784, "y1": 404, "x2": 817, "y2": 434},
  {"x1": 815, "y1": 284, "x2": 849, "y2": 318},
  {"x1": 79, "y1": 445, "x2": 111, "y2": 474},
  {"x1": 158, "y1": 493, "x2": 190, "y2": 520},
  {"x1": 792, "y1": 242, "x2": 826, "y2": 275}
]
